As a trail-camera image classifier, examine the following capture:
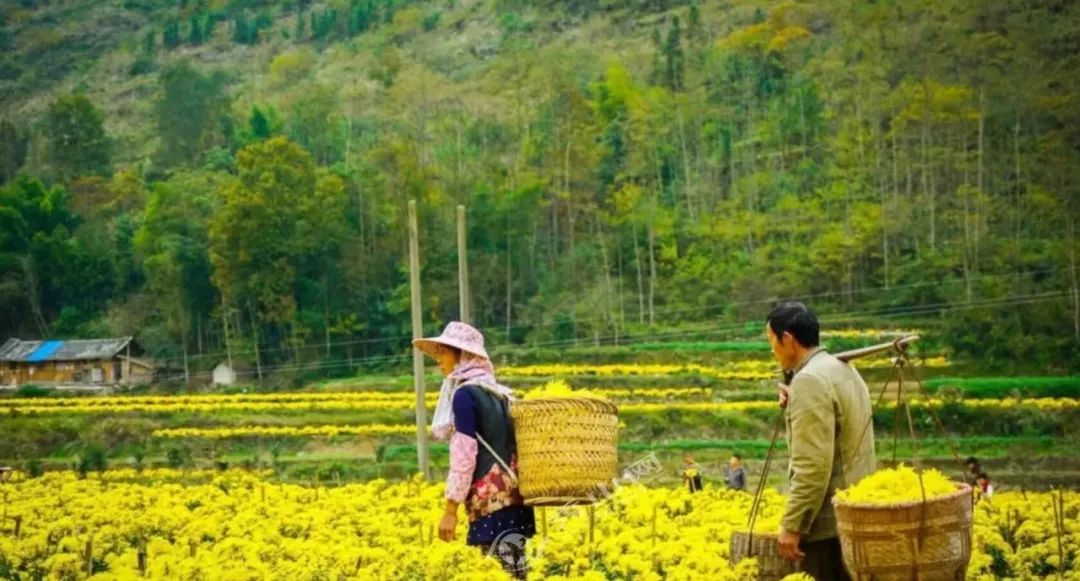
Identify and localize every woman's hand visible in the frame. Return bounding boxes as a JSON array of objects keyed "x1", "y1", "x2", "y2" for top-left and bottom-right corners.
[
  {"x1": 438, "y1": 513, "x2": 457, "y2": 541},
  {"x1": 438, "y1": 500, "x2": 460, "y2": 542}
]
